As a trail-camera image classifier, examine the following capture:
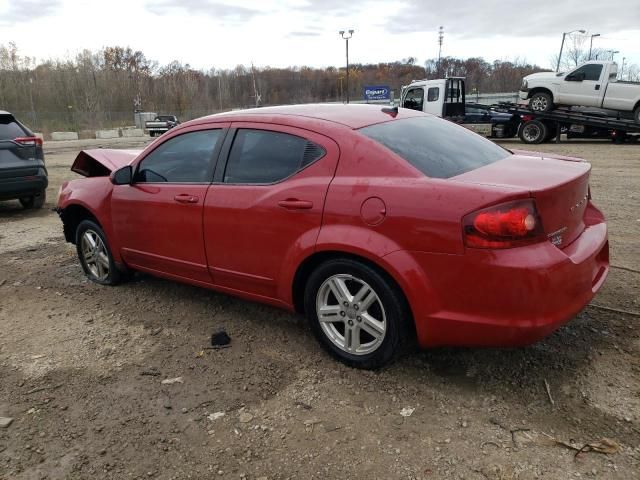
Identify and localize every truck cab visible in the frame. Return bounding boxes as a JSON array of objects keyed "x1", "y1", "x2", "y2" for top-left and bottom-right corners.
[
  {"x1": 401, "y1": 77, "x2": 506, "y2": 137},
  {"x1": 401, "y1": 77, "x2": 466, "y2": 118}
]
